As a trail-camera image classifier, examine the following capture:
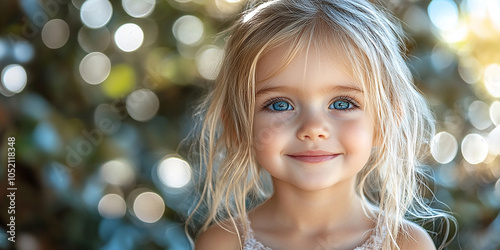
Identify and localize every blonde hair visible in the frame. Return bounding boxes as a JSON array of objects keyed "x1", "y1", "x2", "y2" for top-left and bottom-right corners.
[{"x1": 187, "y1": 0, "x2": 456, "y2": 249}]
